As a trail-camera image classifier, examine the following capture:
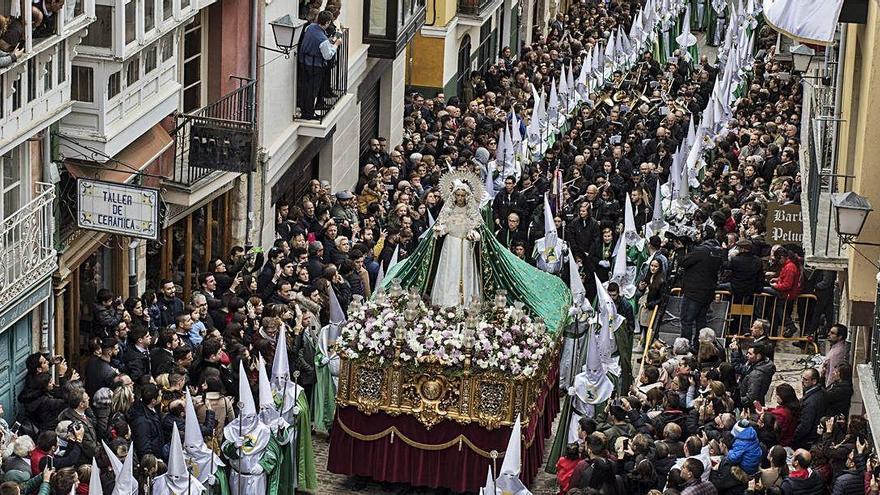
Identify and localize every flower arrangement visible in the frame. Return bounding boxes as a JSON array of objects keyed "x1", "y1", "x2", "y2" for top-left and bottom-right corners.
[{"x1": 336, "y1": 283, "x2": 556, "y2": 378}]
